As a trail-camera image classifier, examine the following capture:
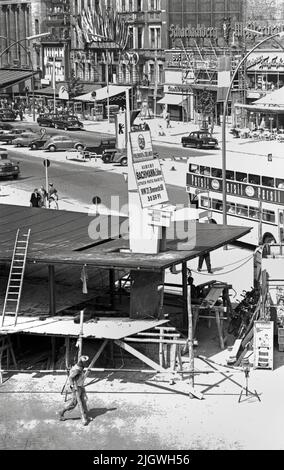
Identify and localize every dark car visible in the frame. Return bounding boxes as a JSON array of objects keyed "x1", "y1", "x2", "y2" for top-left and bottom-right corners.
[
  {"x1": 52, "y1": 115, "x2": 84, "y2": 130},
  {"x1": 0, "y1": 123, "x2": 14, "y2": 133},
  {"x1": 85, "y1": 138, "x2": 117, "y2": 157},
  {"x1": 181, "y1": 131, "x2": 219, "y2": 149},
  {"x1": 0, "y1": 148, "x2": 20, "y2": 179},
  {"x1": 37, "y1": 114, "x2": 56, "y2": 127},
  {"x1": 0, "y1": 109, "x2": 17, "y2": 121},
  {"x1": 102, "y1": 149, "x2": 127, "y2": 166},
  {"x1": 43, "y1": 135, "x2": 85, "y2": 152}
]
